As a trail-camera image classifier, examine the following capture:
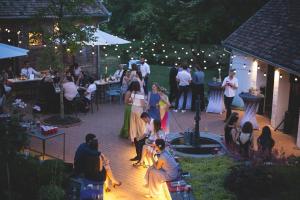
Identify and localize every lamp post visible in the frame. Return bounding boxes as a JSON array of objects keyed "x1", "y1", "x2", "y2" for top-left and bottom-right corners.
[{"x1": 192, "y1": 96, "x2": 201, "y2": 146}]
